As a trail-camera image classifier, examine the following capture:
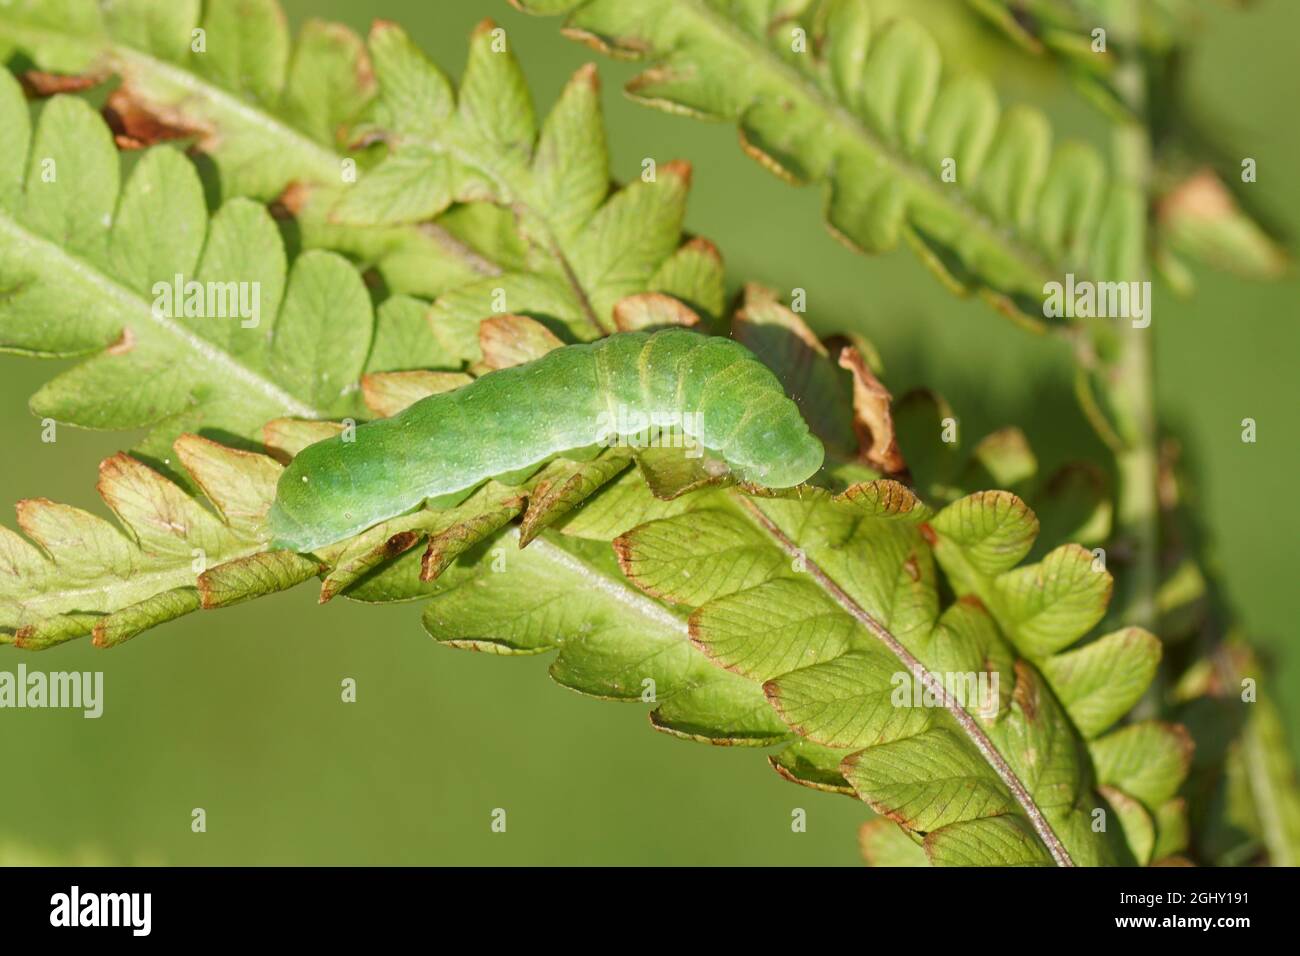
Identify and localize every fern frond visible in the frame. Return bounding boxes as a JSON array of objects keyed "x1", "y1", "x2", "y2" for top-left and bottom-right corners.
[
  {"x1": 924, "y1": 491, "x2": 1193, "y2": 863},
  {"x1": 334, "y1": 18, "x2": 723, "y2": 349},
  {"x1": 0, "y1": 438, "x2": 280, "y2": 649},
  {"x1": 962, "y1": 1, "x2": 1290, "y2": 286},
  {"x1": 516, "y1": 0, "x2": 1146, "y2": 326},
  {"x1": 0, "y1": 0, "x2": 1209, "y2": 869}
]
